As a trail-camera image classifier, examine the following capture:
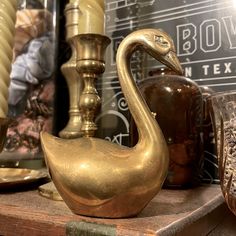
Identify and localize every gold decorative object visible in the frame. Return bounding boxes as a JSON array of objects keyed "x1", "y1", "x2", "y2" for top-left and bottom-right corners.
[
  {"x1": 59, "y1": 0, "x2": 106, "y2": 138},
  {"x1": 76, "y1": 34, "x2": 110, "y2": 137},
  {"x1": 0, "y1": 1, "x2": 17, "y2": 151},
  {"x1": 0, "y1": 0, "x2": 17, "y2": 117},
  {"x1": 42, "y1": 2, "x2": 82, "y2": 201},
  {"x1": 40, "y1": 28, "x2": 183, "y2": 218},
  {"x1": 59, "y1": 2, "x2": 84, "y2": 139},
  {"x1": 0, "y1": 168, "x2": 48, "y2": 189},
  {"x1": 38, "y1": 181, "x2": 63, "y2": 201},
  {"x1": 43, "y1": 1, "x2": 107, "y2": 198},
  {"x1": 72, "y1": 0, "x2": 105, "y2": 35},
  {"x1": 210, "y1": 91, "x2": 236, "y2": 216}
]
